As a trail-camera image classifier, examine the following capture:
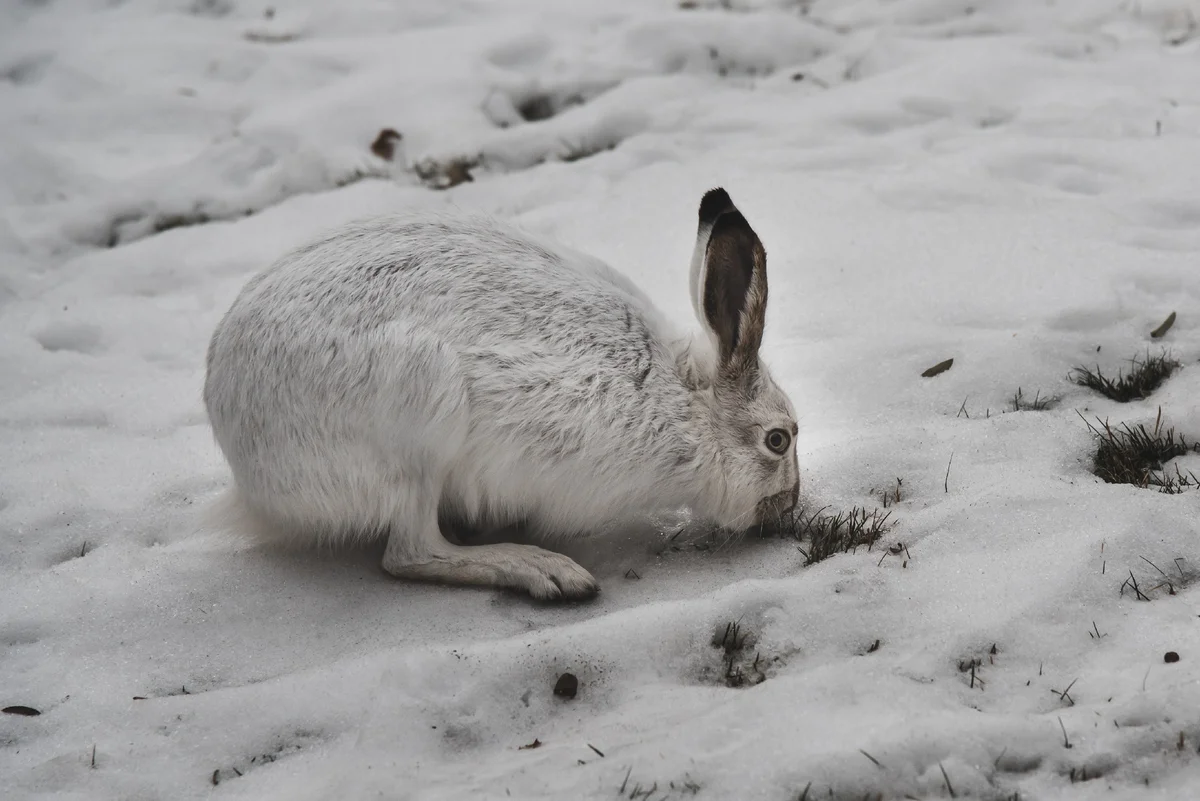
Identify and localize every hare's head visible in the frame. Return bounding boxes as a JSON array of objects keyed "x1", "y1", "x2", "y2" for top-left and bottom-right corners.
[{"x1": 686, "y1": 188, "x2": 799, "y2": 531}]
